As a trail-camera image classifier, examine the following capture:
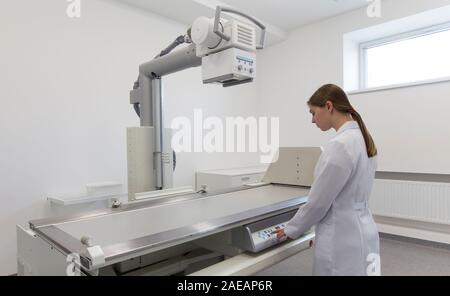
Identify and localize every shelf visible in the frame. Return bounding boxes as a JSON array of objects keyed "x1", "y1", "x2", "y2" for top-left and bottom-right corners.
[{"x1": 47, "y1": 193, "x2": 127, "y2": 206}]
